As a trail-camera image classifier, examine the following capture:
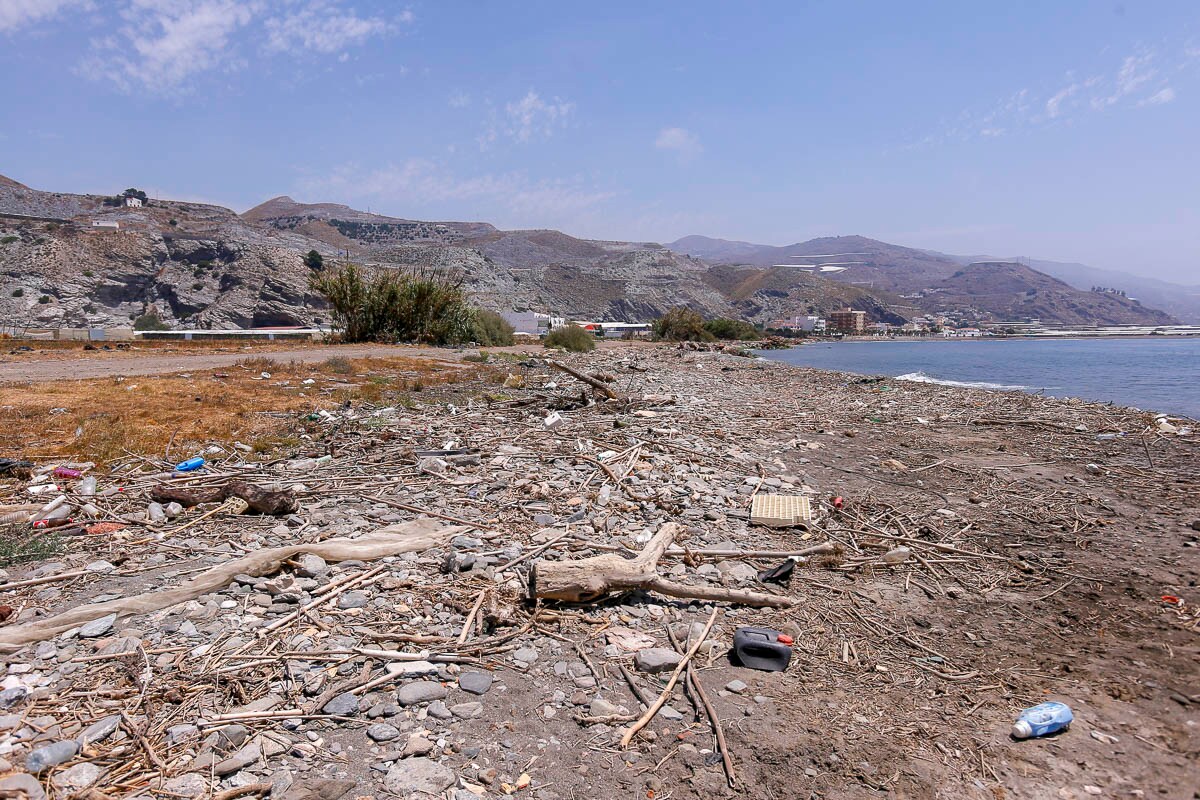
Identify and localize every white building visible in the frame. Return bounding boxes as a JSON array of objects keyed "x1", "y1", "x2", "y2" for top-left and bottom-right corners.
[
  {"x1": 500, "y1": 310, "x2": 565, "y2": 336},
  {"x1": 124, "y1": 197, "x2": 143, "y2": 208},
  {"x1": 771, "y1": 315, "x2": 825, "y2": 333}
]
